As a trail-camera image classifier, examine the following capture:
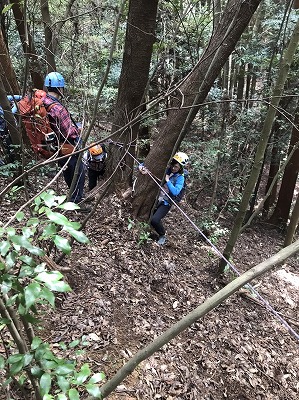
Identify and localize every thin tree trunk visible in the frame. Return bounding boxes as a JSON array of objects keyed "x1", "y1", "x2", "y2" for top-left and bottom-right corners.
[
  {"x1": 219, "y1": 17, "x2": 299, "y2": 273},
  {"x1": 40, "y1": 0, "x2": 56, "y2": 72},
  {"x1": 284, "y1": 193, "x2": 299, "y2": 246},
  {"x1": 132, "y1": 0, "x2": 262, "y2": 220},
  {"x1": 12, "y1": 0, "x2": 44, "y2": 88},
  {"x1": 0, "y1": 28, "x2": 20, "y2": 93},
  {"x1": 269, "y1": 107, "x2": 299, "y2": 226}
]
